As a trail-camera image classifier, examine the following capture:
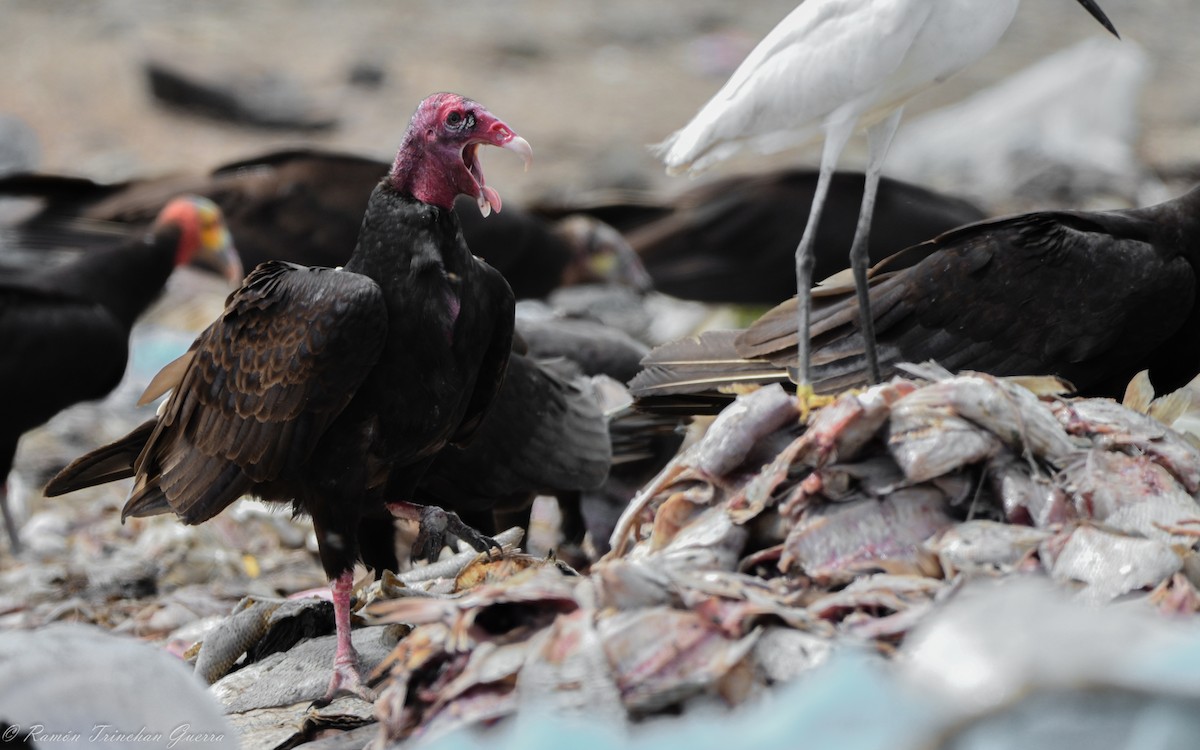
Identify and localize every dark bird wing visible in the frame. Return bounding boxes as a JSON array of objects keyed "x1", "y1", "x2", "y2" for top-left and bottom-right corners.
[
  {"x1": 738, "y1": 210, "x2": 1196, "y2": 394},
  {"x1": 515, "y1": 315, "x2": 650, "y2": 384},
  {"x1": 417, "y1": 352, "x2": 611, "y2": 509},
  {"x1": 454, "y1": 195, "x2": 569, "y2": 298},
  {"x1": 201, "y1": 150, "x2": 387, "y2": 269},
  {"x1": 631, "y1": 203, "x2": 1199, "y2": 408},
  {"x1": 0, "y1": 171, "x2": 205, "y2": 226},
  {"x1": 528, "y1": 186, "x2": 673, "y2": 234},
  {"x1": 445, "y1": 261, "x2": 516, "y2": 448},
  {"x1": 628, "y1": 330, "x2": 790, "y2": 415},
  {"x1": 124, "y1": 260, "x2": 388, "y2": 523},
  {"x1": 1, "y1": 154, "x2": 648, "y2": 299},
  {"x1": 609, "y1": 170, "x2": 986, "y2": 305}
]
